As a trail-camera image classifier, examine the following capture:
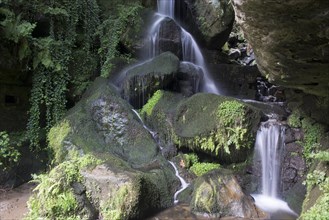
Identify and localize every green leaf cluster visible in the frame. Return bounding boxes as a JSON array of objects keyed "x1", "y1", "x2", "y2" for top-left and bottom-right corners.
[{"x1": 0, "y1": 131, "x2": 21, "y2": 170}]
